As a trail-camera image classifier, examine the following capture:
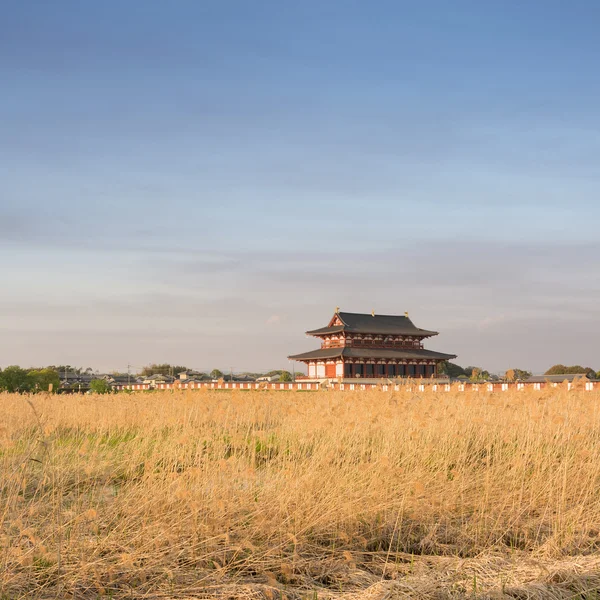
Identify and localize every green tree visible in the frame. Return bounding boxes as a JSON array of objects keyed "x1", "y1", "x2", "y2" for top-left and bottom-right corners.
[
  {"x1": 280, "y1": 370, "x2": 293, "y2": 382},
  {"x1": 438, "y1": 361, "x2": 466, "y2": 378},
  {"x1": 0, "y1": 366, "x2": 31, "y2": 392},
  {"x1": 27, "y1": 368, "x2": 60, "y2": 393},
  {"x1": 90, "y1": 379, "x2": 111, "y2": 394},
  {"x1": 210, "y1": 369, "x2": 224, "y2": 380},
  {"x1": 469, "y1": 367, "x2": 482, "y2": 382},
  {"x1": 545, "y1": 365, "x2": 595, "y2": 378},
  {"x1": 464, "y1": 366, "x2": 490, "y2": 381},
  {"x1": 544, "y1": 364, "x2": 567, "y2": 375},
  {"x1": 505, "y1": 369, "x2": 531, "y2": 382},
  {"x1": 514, "y1": 369, "x2": 532, "y2": 380}
]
